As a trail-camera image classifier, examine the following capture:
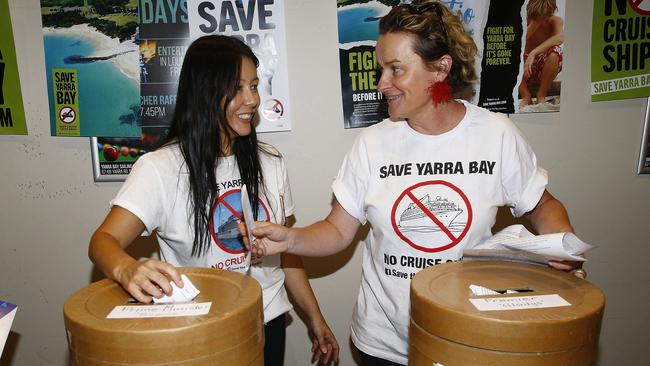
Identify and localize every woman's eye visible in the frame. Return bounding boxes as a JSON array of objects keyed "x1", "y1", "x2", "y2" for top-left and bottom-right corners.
[{"x1": 251, "y1": 84, "x2": 259, "y2": 91}]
